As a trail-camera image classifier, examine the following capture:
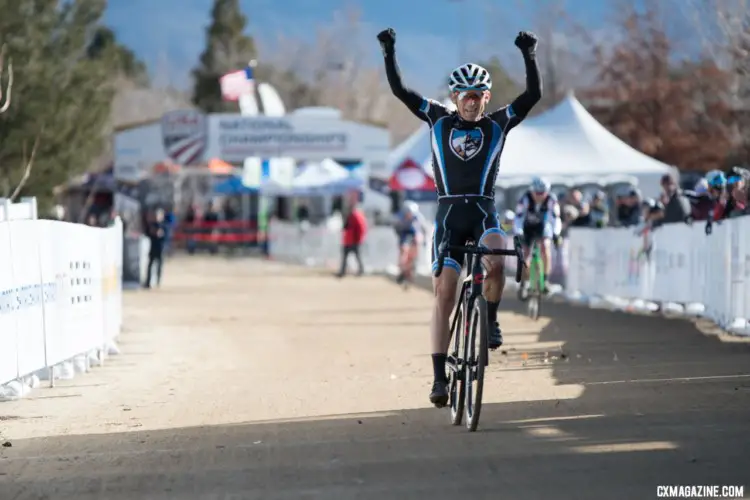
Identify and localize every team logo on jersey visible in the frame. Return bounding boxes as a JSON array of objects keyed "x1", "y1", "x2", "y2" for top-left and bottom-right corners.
[{"x1": 449, "y1": 128, "x2": 484, "y2": 161}]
